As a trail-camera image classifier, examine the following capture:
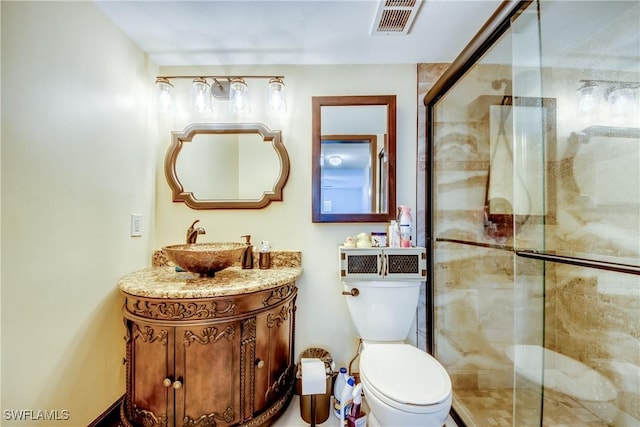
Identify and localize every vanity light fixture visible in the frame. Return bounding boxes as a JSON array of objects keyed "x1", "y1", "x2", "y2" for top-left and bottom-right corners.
[
  {"x1": 154, "y1": 75, "x2": 286, "y2": 115},
  {"x1": 577, "y1": 79, "x2": 639, "y2": 117}
]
